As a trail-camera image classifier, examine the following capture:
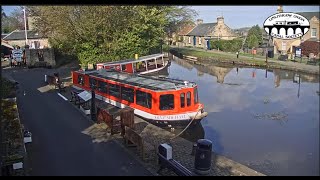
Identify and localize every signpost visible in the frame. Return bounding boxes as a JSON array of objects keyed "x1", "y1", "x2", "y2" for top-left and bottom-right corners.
[
  {"x1": 12, "y1": 49, "x2": 23, "y2": 64},
  {"x1": 295, "y1": 47, "x2": 302, "y2": 63}
]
